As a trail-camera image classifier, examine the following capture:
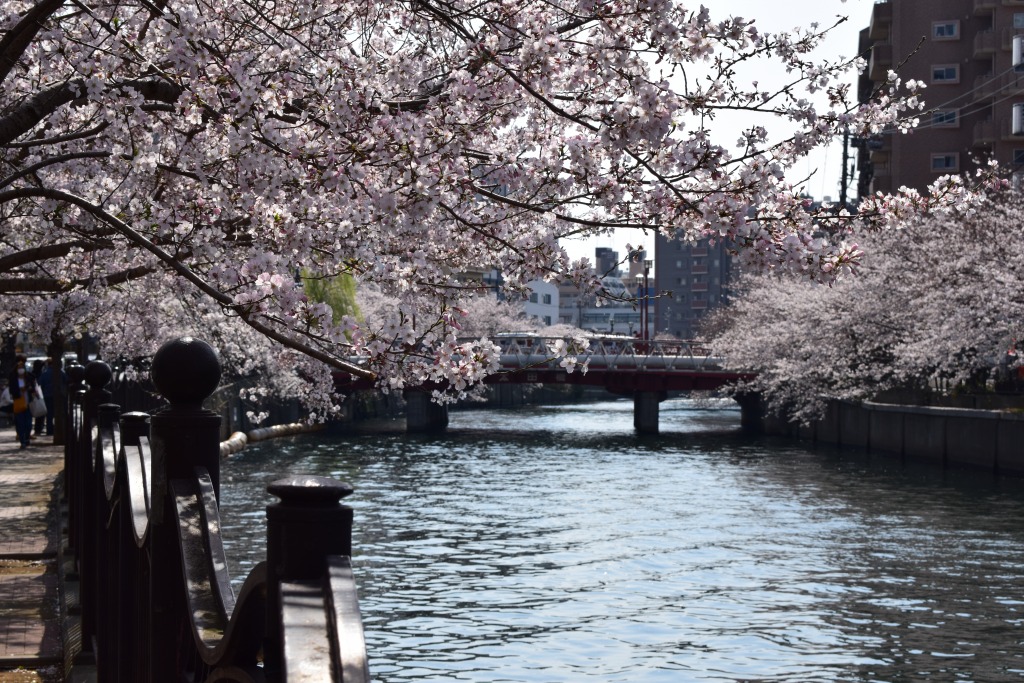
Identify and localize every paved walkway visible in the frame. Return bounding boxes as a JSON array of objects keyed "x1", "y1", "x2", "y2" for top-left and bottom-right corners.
[{"x1": 0, "y1": 426, "x2": 65, "y2": 683}]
